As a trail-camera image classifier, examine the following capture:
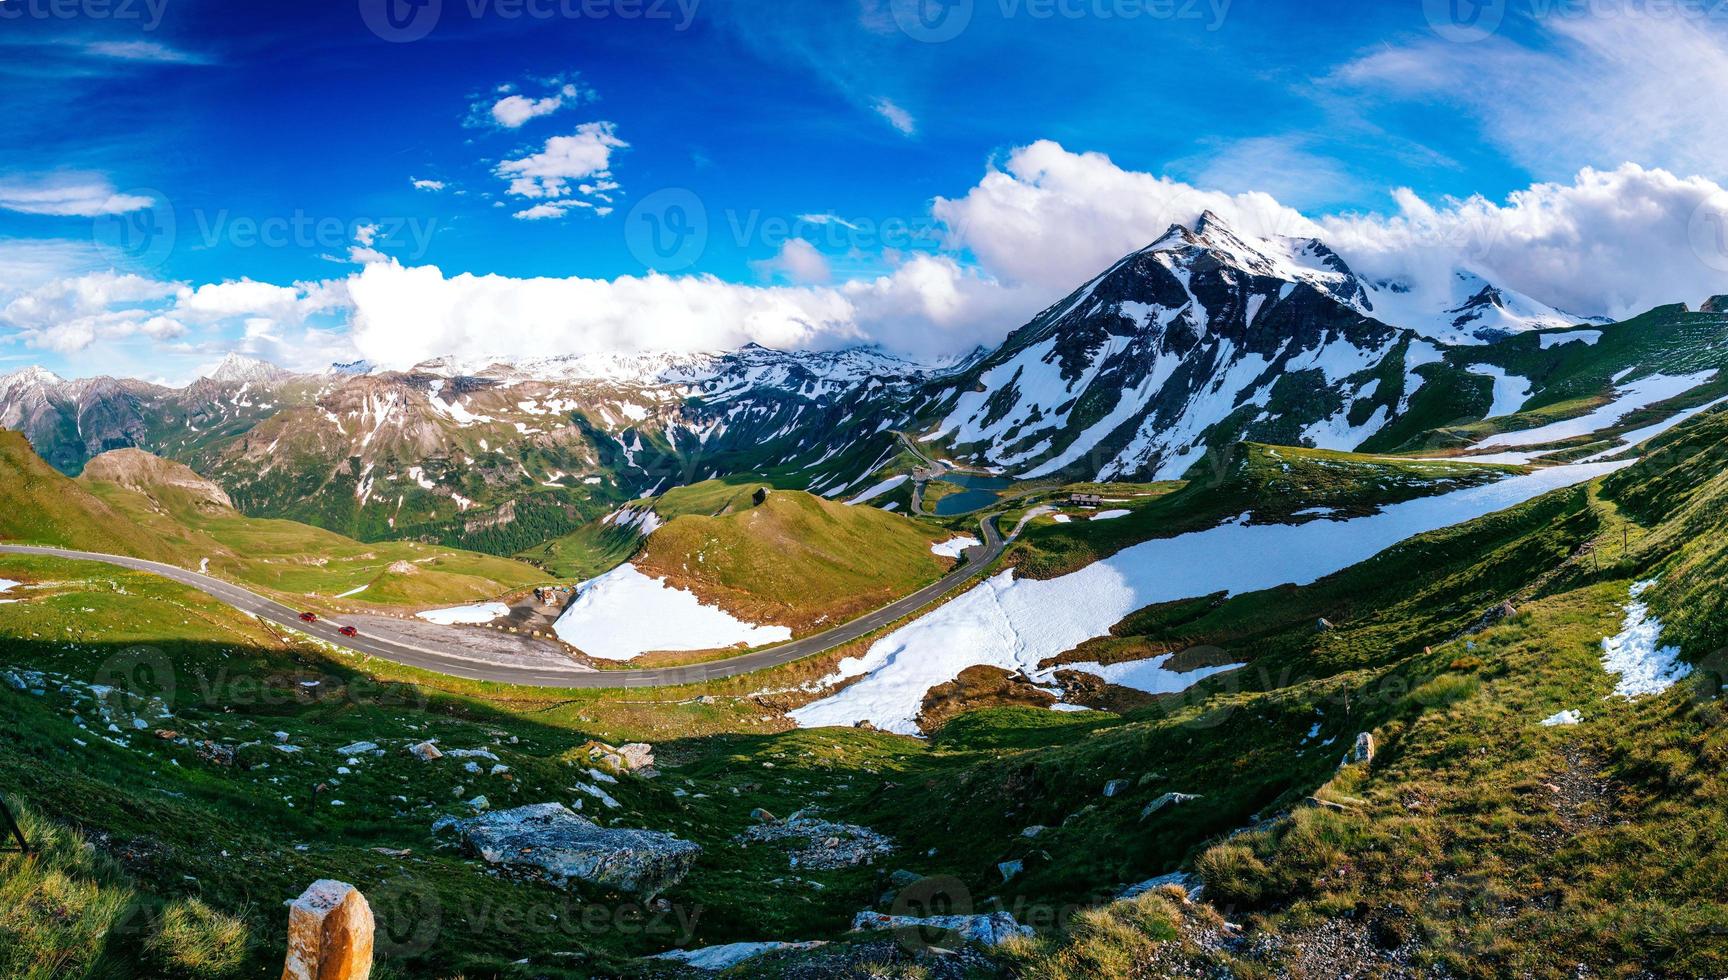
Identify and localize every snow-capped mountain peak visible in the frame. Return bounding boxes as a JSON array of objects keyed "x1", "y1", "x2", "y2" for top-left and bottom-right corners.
[
  {"x1": 0, "y1": 366, "x2": 65, "y2": 391},
  {"x1": 1362, "y1": 270, "x2": 1605, "y2": 345},
  {"x1": 205, "y1": 353, "x2": 290, "y2": 386}
]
